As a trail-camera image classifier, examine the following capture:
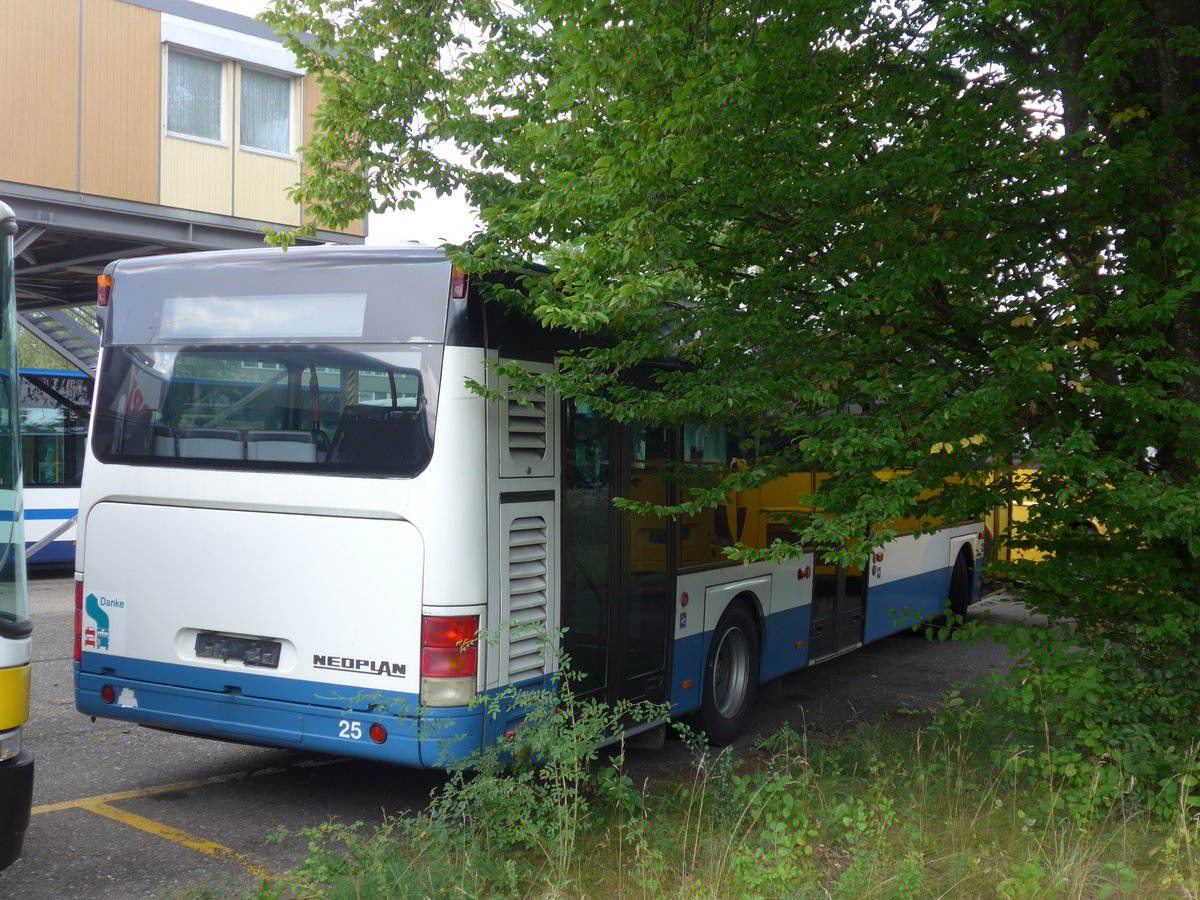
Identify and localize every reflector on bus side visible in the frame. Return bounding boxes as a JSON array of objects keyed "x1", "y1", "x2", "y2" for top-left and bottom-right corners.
[{"x1": 74, "y1": 581, "x2": 83, "y2": 663}]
